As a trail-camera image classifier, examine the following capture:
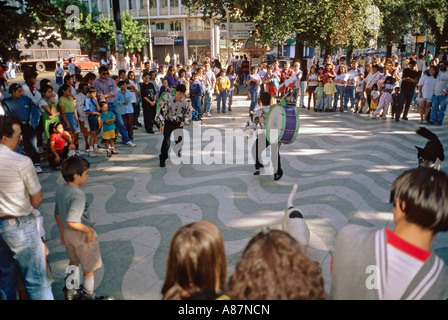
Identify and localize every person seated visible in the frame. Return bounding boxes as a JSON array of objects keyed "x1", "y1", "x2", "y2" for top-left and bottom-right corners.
[{"x1": 48, "y1": 121, "x2": 75, "y2": 170}]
